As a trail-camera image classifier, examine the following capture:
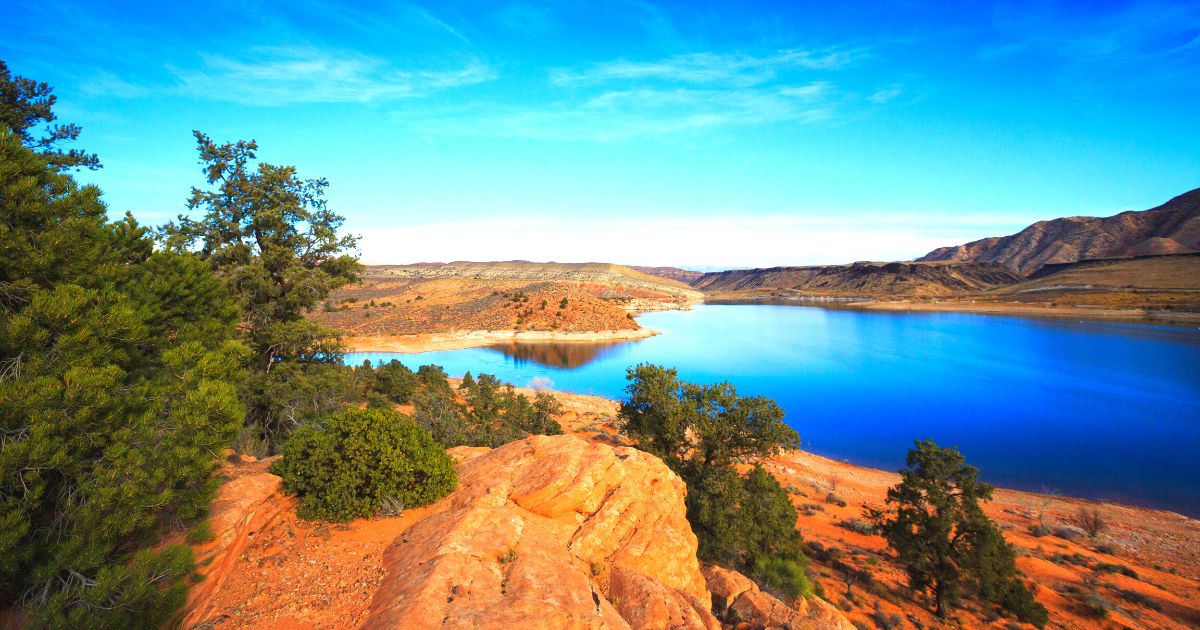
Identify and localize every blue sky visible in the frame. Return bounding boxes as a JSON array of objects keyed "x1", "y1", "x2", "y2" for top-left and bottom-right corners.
[{"x1": 4, "y1": 0, "x2": 1199, "y2": 267}]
